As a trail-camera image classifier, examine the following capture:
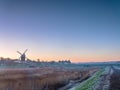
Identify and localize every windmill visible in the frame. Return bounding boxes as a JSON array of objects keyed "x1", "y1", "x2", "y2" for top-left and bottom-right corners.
[{"x1": 17, "y1": 49, "x2": 28, "y2": 62}]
